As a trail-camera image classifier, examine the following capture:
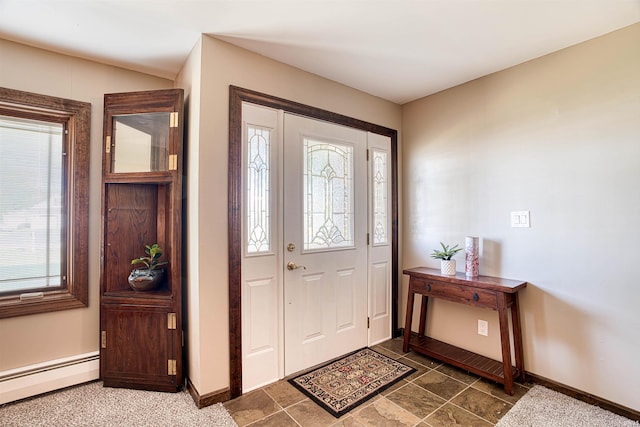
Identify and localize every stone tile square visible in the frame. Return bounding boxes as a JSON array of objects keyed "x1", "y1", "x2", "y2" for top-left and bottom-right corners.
[
  {"x1": 264, "y1": 380, "x2": 306, "y2": 408},
  {"x1": 350, "y1": 397, "x2": 420, "y2": 427},
  {"x1": 451, "y1": 387, "x2": 512, "y2": 424},
  {"x1": 386, "y1": 382, "x2": 446, "y2": 419},
  {"x1": 287, "y1": 399, "x2": 339, "y2": 427},
  {"x1": 414, "y1": 370, "x2": 468, "y2": 400},
  {"x1": 248, "y1": 410, "x2": 298, "y2": 426},
  {"x1": 329, "y1": 415, "x2": 368, "y2": 426},
  {"x1": 224, "y1": 389, "x2": 280, "y2": 426},
  {"x1": 425, "y1": 403, "x2": 492, "y2": 427}
]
